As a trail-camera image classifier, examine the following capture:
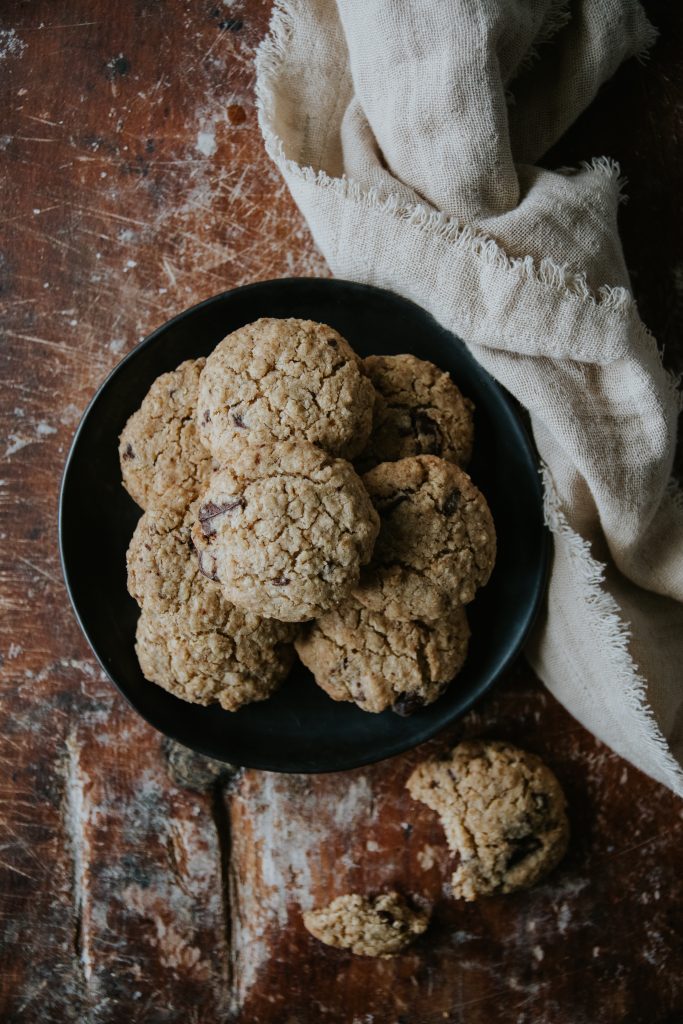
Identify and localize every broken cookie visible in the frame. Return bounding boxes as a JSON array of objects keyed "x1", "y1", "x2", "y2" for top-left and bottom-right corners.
[
  {"x1": 303, "y1": 892, "x2": 429, "y2": 957},
  {"x1": 406, "y1": 740, "x2": 569, "y2": 900}
]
